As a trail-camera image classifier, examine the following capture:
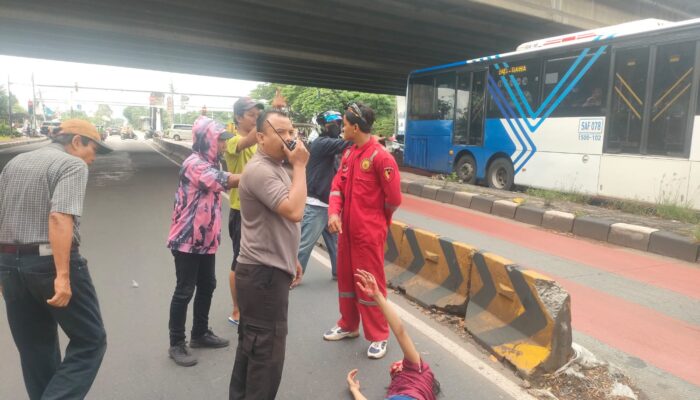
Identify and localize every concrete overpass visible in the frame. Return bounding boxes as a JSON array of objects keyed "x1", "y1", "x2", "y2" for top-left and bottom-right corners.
[{"x1": 0, "y1": 0, "x2": 698, "y2": 95}]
